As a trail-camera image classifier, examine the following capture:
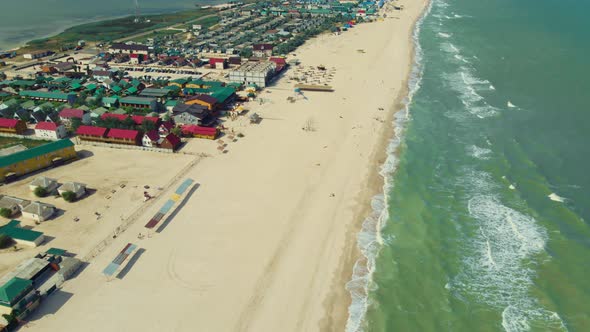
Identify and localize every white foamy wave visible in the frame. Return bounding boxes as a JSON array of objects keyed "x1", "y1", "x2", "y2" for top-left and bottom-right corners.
[
  {"x1": 454, "y1": 54, "x2": 470, "y2": 63},
  {"x1": 446, "y1": 69, "x2": 498, "y2": 118},
  {"x1": 441, "y1": 42, "x2": 460, "y2": 54},
  {"x1": 345, "y1": 1, "x2": 434, "y2": 331},
  {"x1": 449, "y1": 194, "x2": 566, "y2": 331},
  {"x1": 489, "y1": 85, "x2": 496, "y2": 90},
  {"x1": 468, "y1": 145, "x2": 492, "y2": 160},
  {"x1": 507, "y1": 101, "x2": 517, "y2": 108},
  {"x1": 548, "y1": 193, "x2": 565, "y2": 202},
  {"x1": 509, "y1": 184, "x2": 516, "y2": 190},
  {"x1": 438, "y1": 32, "x2": 452, "y2": 38}
]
